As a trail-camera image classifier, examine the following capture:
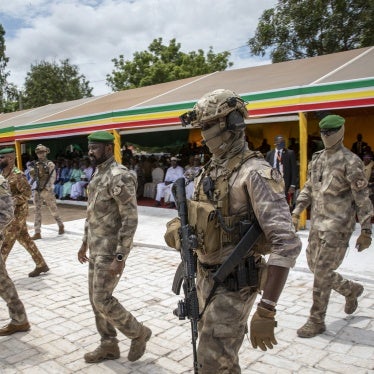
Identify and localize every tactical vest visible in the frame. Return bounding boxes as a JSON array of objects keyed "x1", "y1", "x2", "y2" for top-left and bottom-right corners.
[
  {"x1": 35, "y1": 161, "x2": 52, "y2": 189},
  {"x1": 187, "y1": 150, "x2": 262, "y2": 255}
]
